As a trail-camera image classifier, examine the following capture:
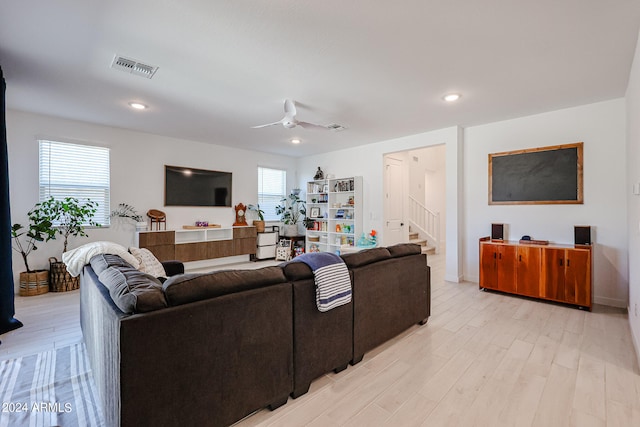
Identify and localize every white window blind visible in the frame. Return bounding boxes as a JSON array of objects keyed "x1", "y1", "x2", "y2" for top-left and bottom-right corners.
[
  {"x1": 258, "y1": 167, "x2": 286, "y2": 221},
  {"x1": 39, "y1": 140, "x2": 111, "y2": 226}
]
